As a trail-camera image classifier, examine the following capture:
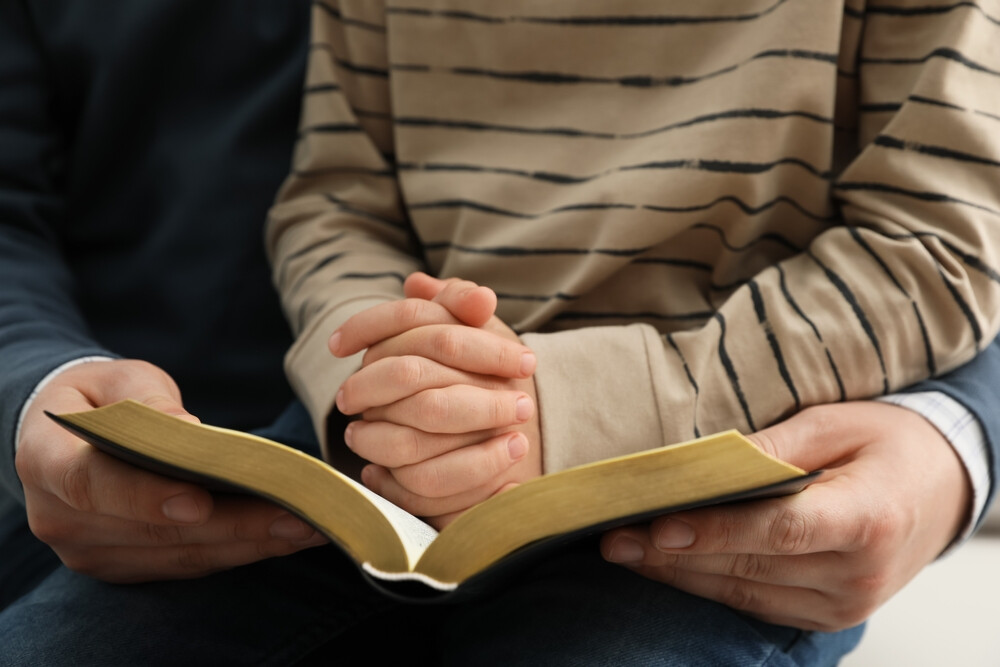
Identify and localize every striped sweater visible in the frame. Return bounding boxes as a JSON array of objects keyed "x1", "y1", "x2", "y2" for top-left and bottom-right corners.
[{"x1": 268, "y1": 0, "x2": 1000, "y2": 472}]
